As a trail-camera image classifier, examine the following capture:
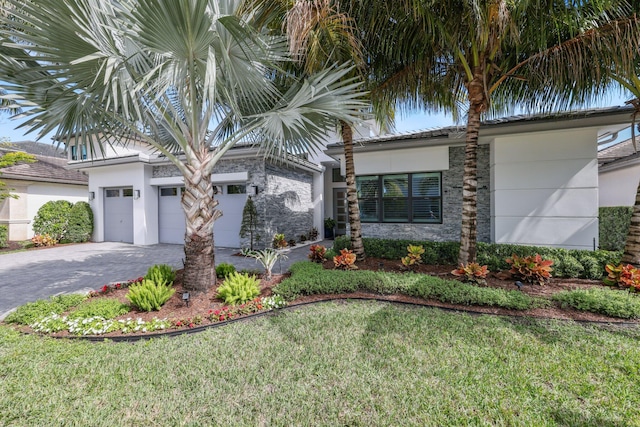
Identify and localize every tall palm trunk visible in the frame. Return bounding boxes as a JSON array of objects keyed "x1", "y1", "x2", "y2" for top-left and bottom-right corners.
[
  {"x1": 181, "y1": 164, "x2": 221, "y2": 292},
  {"x1": 622, "y1": 178, "x2": 640, "y2": 267},
  {"x1": 458, "y1": 75, "x2": 484, "y2": 265},
  {"x1": 341, "y1": 121, "x2": 365, "y2": 259}
]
